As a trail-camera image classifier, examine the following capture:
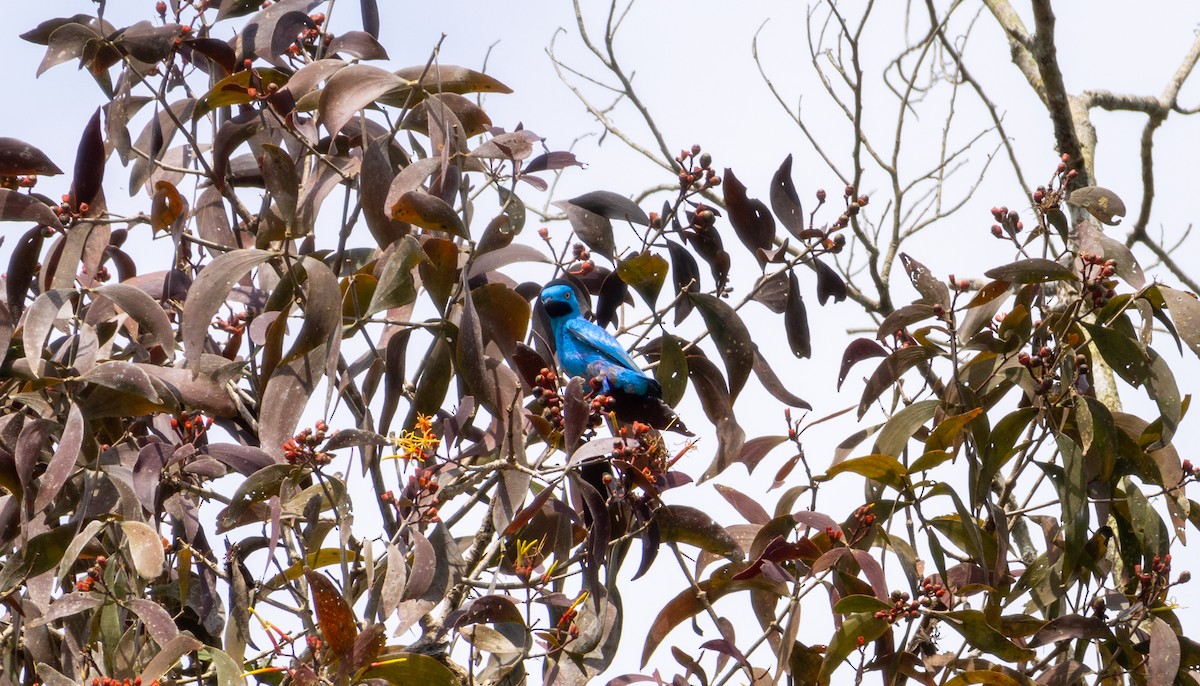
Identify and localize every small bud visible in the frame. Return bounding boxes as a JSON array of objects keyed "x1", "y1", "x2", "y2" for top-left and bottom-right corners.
[
  {"x1": 991, "y1": 225, "x2": 1003, "y2": 238},
  {"x1": 844, "y1": 184, "x2": 855, "y2": 198},
  {"x1": 816, "y1": 188, "x2": 827, "y2": 203}
]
